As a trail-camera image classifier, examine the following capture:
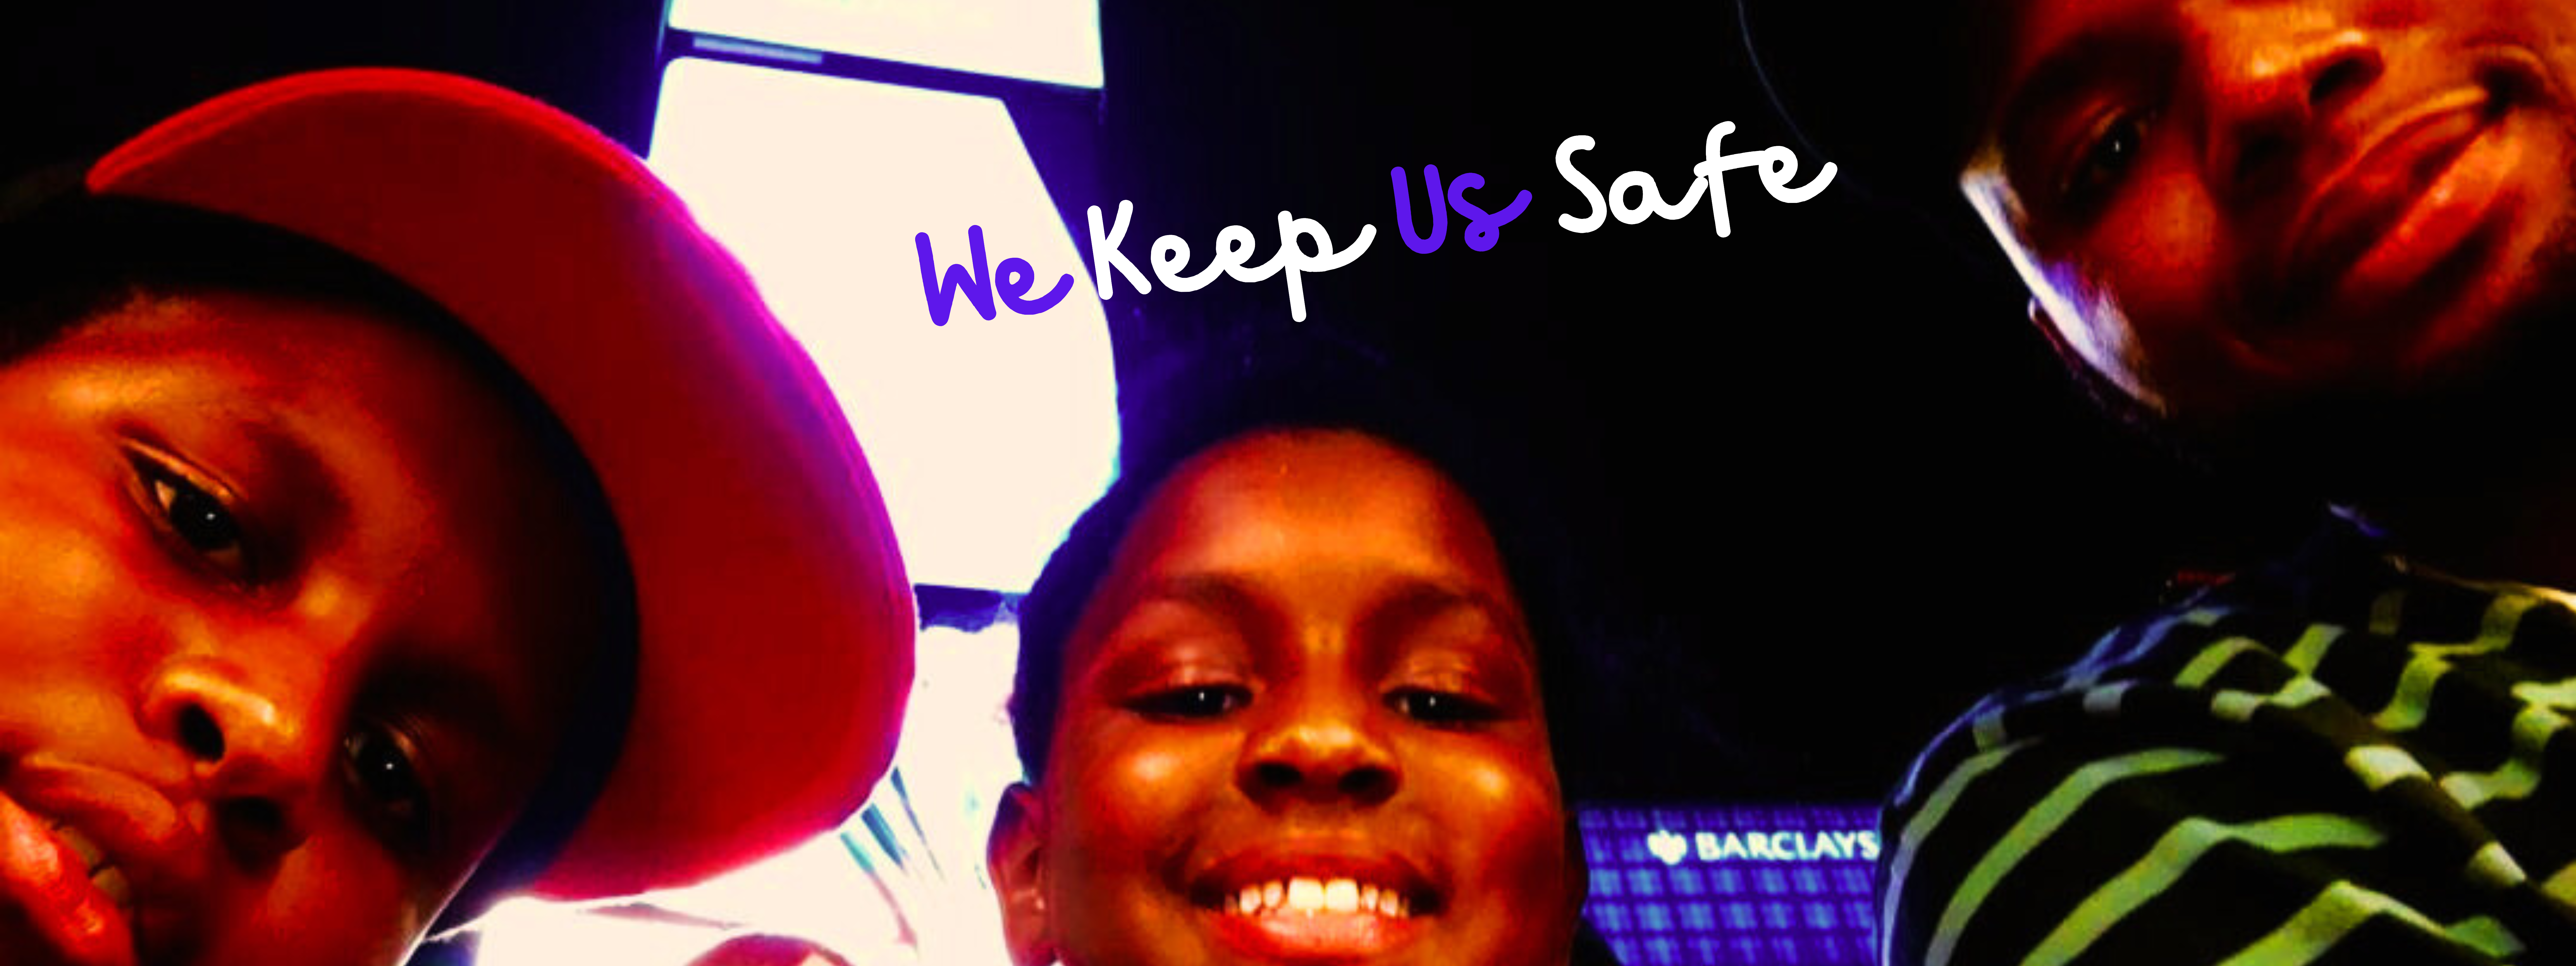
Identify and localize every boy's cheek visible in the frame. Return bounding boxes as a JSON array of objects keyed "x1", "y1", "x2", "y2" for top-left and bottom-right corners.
[
  {"x1": 1057, "y1": 725, "x2": 1233, "y2": 836},
  {"x1": 189, "y1": 840, "x2": 434, "y2": 966}
]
